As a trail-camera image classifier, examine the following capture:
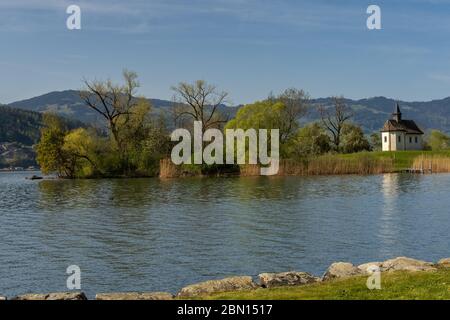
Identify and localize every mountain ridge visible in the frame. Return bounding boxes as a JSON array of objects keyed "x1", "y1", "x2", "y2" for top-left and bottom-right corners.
[
  {"x1": 7, "y1": 90, "x2": 178, "y2": 124},
  {"x1": 5, "y1": 90, "x2": 450, "y2": 134}
]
